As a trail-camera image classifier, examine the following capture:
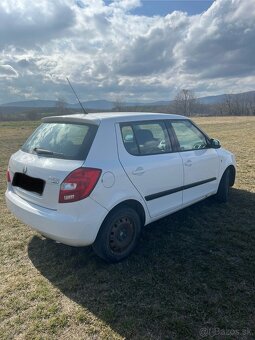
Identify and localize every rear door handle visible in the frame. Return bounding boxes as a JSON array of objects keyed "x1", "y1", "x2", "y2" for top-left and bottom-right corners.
[
  {"x1": 132, "y1": 167, "x2": 145, "y2": 175},
  {"x1": 184, "y1": 160, "x2": 192, "y2": 167}
]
